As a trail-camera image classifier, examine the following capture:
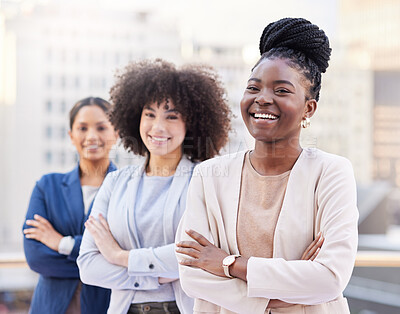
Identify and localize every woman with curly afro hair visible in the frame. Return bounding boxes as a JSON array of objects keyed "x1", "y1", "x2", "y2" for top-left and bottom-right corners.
[{"x1": 78, "y1": 59, "x2": 231, "y2": 314}]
